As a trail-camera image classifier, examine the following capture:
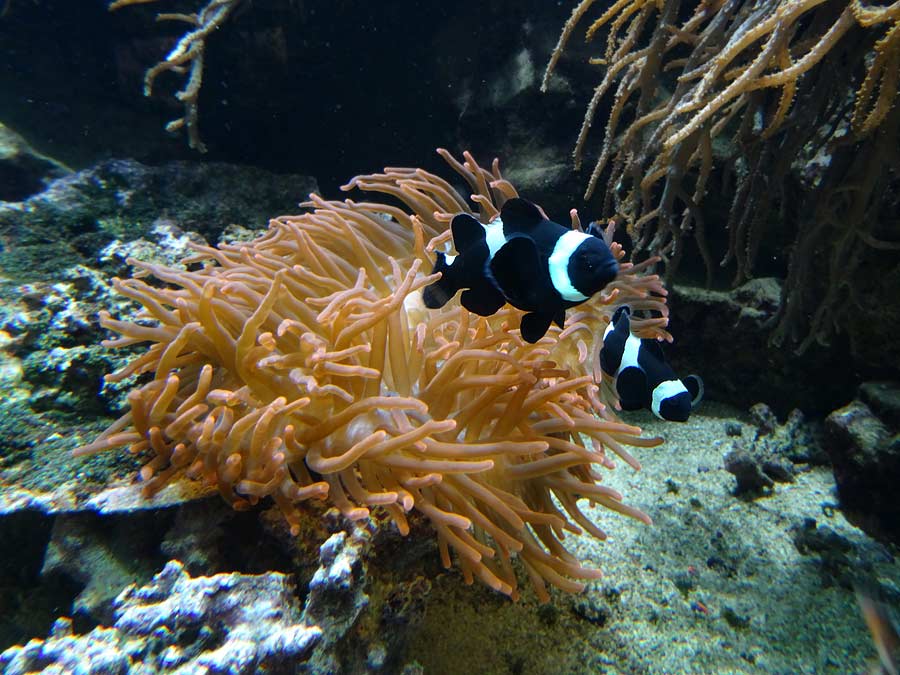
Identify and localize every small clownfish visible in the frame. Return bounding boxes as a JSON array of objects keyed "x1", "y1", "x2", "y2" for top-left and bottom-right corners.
[
  {"x1": 422, "y1": 197, "x2": 619, "y2": 343},
  {"x1": 600, "y1": 305, "x2": 703, "y2": 422}
]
